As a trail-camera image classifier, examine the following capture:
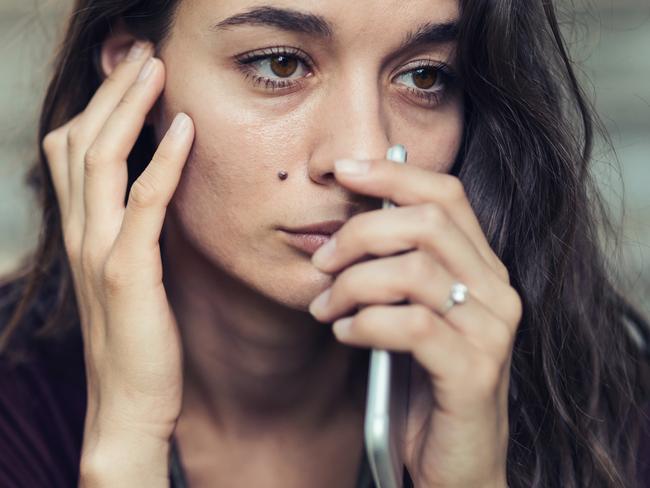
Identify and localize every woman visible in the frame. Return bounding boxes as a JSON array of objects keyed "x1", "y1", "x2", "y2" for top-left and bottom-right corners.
[{"x1": 0, "y1": 0, "x2": 648, "y2": 486}]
